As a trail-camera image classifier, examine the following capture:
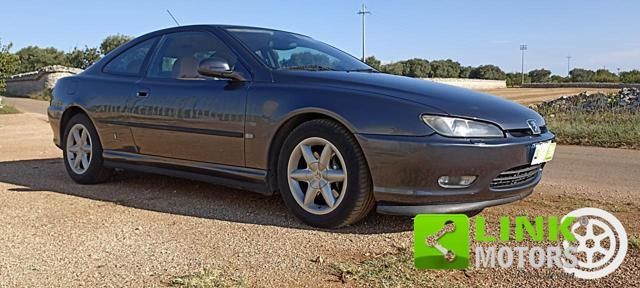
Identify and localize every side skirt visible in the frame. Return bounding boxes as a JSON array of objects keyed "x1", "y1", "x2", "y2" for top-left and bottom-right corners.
[{"x1": 102, "y1": 150, "x2": 272, "y2": 195}]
